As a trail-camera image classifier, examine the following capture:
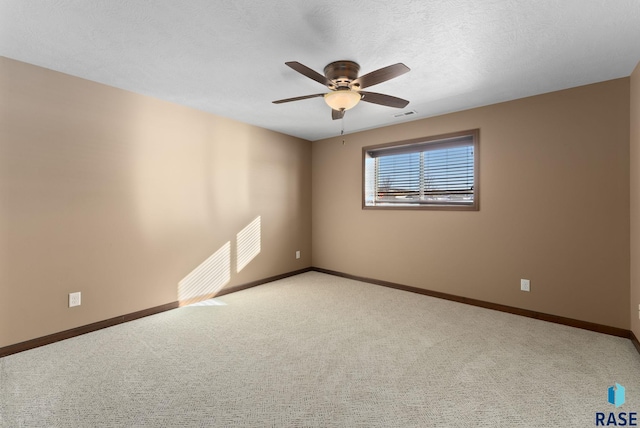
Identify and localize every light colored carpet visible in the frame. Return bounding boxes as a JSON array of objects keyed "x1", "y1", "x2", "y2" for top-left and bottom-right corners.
[{"x1": 1, "y1": 271, "x2": 639, "y2": 427}]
